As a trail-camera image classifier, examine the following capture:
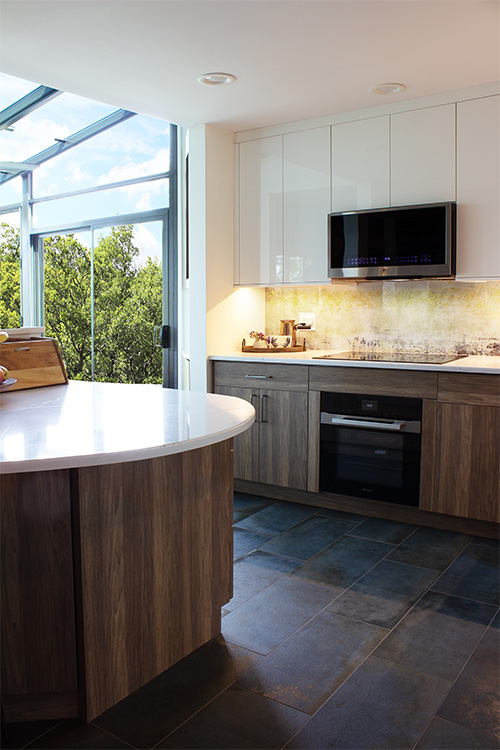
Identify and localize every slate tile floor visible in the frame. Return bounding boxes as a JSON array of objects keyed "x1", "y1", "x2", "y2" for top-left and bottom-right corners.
[{"x1": 4, "y1": 493, "x2": 499, "y2": 750}]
